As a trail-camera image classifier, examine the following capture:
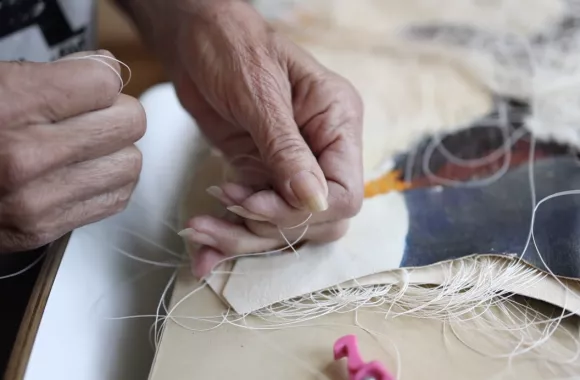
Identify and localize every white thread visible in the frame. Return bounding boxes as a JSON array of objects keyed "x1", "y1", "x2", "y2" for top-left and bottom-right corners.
[
  {"x1": 57, "y1": 54, "x2": 132, "y2": 93},
  {"x1": 208, "y1": 216, "x2": 310, "y2": 276},
  {"x1": 0, "y1": 250, "x2": 47, "y2": 280},
  {"x1": 115, "y1": 226, "x2": 185, "y2": 260},
  {"x1": 201, "y1": 152, "x2": 316, "y2": 270},
  {"x1": 434, "y1": 102, "x2": 528, "y2": 168},
  {"x1": 278, "y1": 213, "x2": 312, "y2": 257},
  {"x1": 421, "y1": 111, "x2": 517, "y2": 188},
  {"x1": 80, "y1": 228, "x2": 186, "y2": 268}
]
